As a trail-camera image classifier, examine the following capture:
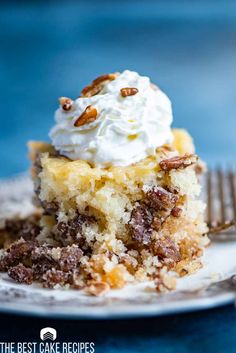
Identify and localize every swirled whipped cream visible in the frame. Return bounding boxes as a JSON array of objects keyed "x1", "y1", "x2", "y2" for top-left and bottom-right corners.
[{"x1": 49, "y1": 70, "x2": 173, "y2": 167}]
